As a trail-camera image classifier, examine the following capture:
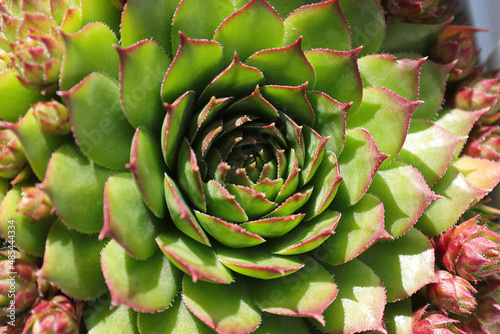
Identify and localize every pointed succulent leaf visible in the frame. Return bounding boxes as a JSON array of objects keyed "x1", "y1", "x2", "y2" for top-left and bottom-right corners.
[
  {"x1": 127, "y1": 127, "x2": 166, "y2": 218},
  {"x1": 61, "y1": 73, "x2": 134, "y2": 170},
  {"x1": 453, "y1": 157, "x2": 500, "y2": 197},
  {"x1": 176, "y1": 139, "x2": 206, "y2": 212},
  {"x1": 306, "y1": 48, "x2": 362, "y2": 113},
  {"x1": 224, "y1": 86, "x2": 279, "y2": 118},
  {"x1": 60, "y1": 7, "x2": 83, "y2": 34},
  {"x1": 38, "y1": 219, "x2": 107, "y2": 300},
  {"x1": 60, "y1": 23, "x2": 119, "y2": 90},
  {"x1": 240, "y1": 214, "x2": 304, "y2": 238},
  {"x1": 316, "y1": 259, "x2": 386, "y2": 334},
  {"x1": 137, "y1": 298, "x2": 213, "y2": 334},
  {"x1": 194, "y1": 211, "x2": 266, "y2": 248},
  {"x1": 117, "y1": 40, "x2": 171, "y2": 132},
  {"x1": 41, "y1": 144, "x2": 116, "y2": 234},
  {"x1": 319, "y1": 194, "x2": 391, "y2": 266},
  {"x1": 334, "y1": 128, "x2": 388, "y2": 208},
  {"x1": 217, "y1": 247, "x2": 304, "y2": 279},
  {"x1": 253, "y1": 313, "x2": 308, "y2": 334},
  {"x1": 299, "y1": 127, "x2": 329, "y2": 187},
  {"x1": 270, "y1": 210, "x2": 340, "y2": 255},
  {"x1": 273, "y1": 149, "x2": 300, "y2": 203},
  {"x1": 214, "y1": 0, "x2": 284, "y2": 64},
  {"x1": 101, "y1": 241, "x2": 182, "y2": 312},
  {"x1": 252, "y1": 178, "x2": 284, "y2": 202},
  {"x1": 225, "y1": 184, "x2": 277, "y2": 219},
  {"x1": 397, "y1": 119, "x2": 463, "y2": 186},
  {"x1": 0, "y1": 69, "x2": 43, "y2": 122},
  {"x1": 252, "y1": 256, "x2": 337, "y2": 325},
  {"x1": 190, "y1": 97, "x2": 233, "y2": 142},
  {"x1": 339, "y1": 0, "x2": 386, "y2": 56},
  {"x1": 265, "y1": 188, "x2": 313, "y2": 218},
  {"x1": 84, "y1": 299, "x2": 138, "y2": 334},
  {"x1": 182, "y1": 276, "x2": 261, "y2": 334},
  {"x1": 0, "y1": 185, "x2": 53, "y2": 257},
  {"x1": 156, "y1": 230, "x2": 233, "y2": 284},
  {"x1": 359, "y1": 228, "x2": 437, "y2": 302},
  {"x1": 283, "y1": 0, "x2": 351, "y2": 52},
  {"x1": 121, "y1": 0, "x2": 179, "y2": 54},
  {"x1": 164, "y1": 173, "x2": 210, "y2": 246},
  {"x1": 383, "y1": 299, "x2": 413, "y2": 334},
  {"x1": 161, "y1": 34, "x2": 223, "y2": 104},
  {"x1": 101, "y1": 174, "x2": 160, "y2": 260},
  {"x1": 245, "y1": 38, "x2": 315, "y2": 87},
  {"x1": 171, "y1": 0, "x2": 234, "y2": 52},
  {"x1": 204, "y1": 180, "x2": 248, "y2": 223},
  {"x1": 80, "y1": 0, "x2": 122, "y2": 35},
  {"x1": 369, "y1": 162, "x2": 440, "y2": 238},
  {"x1": 358, "y1": 55, "x2": 424, "y2": 101}
]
